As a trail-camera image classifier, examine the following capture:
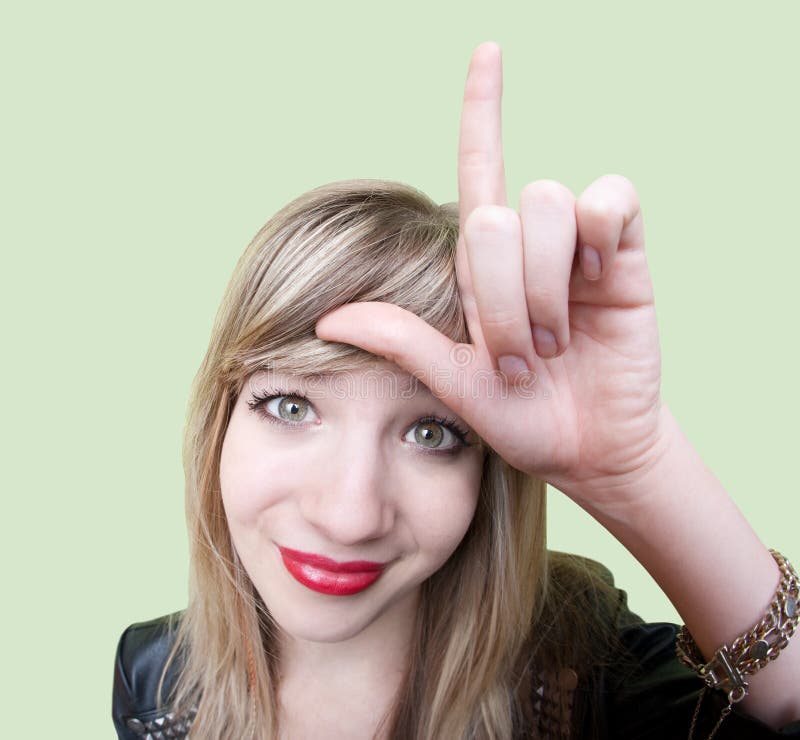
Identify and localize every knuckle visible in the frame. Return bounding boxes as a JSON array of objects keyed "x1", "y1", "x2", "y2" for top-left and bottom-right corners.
[
  {"x1": 577, "y1": 198, "x2": 620, "y2": 229},
  {"x1": 525, "y1": 283, "x2": 558, "y2": 307},
  {"x1": 480, "y1": 307, "x2": 524, "y2": 331},
  {"x1": 520, "y1": 179, "x2": 575, "y2": 209},
  {"x1": 603, "y1": 173, "x2": 641, "y2": 211},
  {"x1": 459, "y1": 148, "x2": 494, "y2": 170},
  {"x1": 601, "y1": 172, "x2": 637, "y2": 195},
  {"x1": 578, "y1": 174, "x2": 641, "y2": 220},
  {"x1": 577, "y1": 194, "x2": 621, "y2": 224},
  {"x1": 525, "y1": 288, "x2": 566, "y2": 328},
  {"x1": 465, "y1": 204, "x2": 519, "y2": 236},
  {"x1": 479, "y1": 313, "x2": 530, "y2": 349}
]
